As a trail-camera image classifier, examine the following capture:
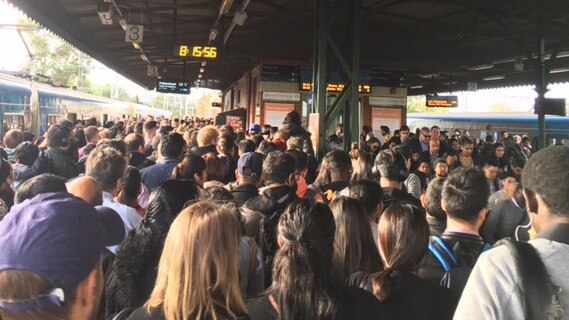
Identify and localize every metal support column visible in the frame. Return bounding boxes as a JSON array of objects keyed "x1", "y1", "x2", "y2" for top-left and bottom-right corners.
[
  {"x1": 314, "y1": 0, "x2": 328, "y2": 157},
  {"x1": 536, "y1": 38, "x2": 547, "y2": 150},
  {"x1": 312, "y1": 0, "x2": 362, "y2": 157},
  {"x1": 348, "y1": 0, "x2": 362, "y2": 148}
]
